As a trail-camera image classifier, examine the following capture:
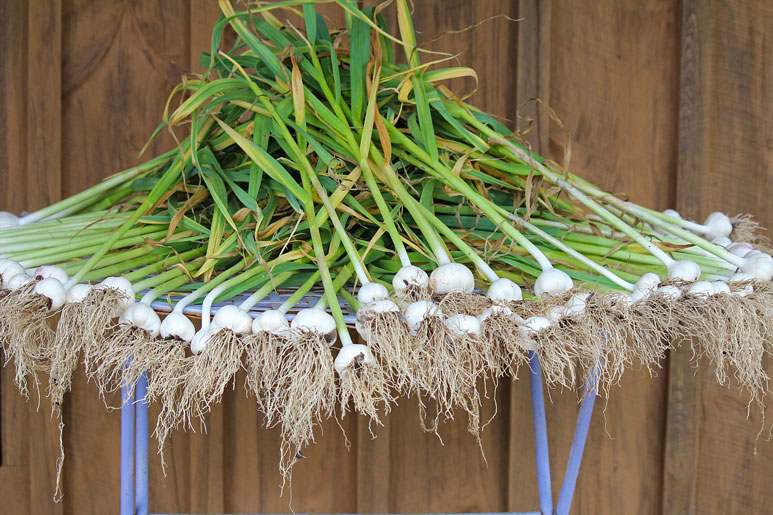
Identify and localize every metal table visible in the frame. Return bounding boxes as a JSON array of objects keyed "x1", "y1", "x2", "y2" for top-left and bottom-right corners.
[{"x1": 119, "y1": 351, "x2": 599, "y2": 515}]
